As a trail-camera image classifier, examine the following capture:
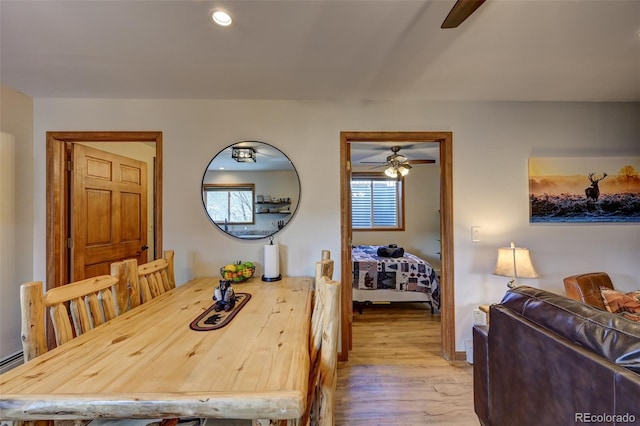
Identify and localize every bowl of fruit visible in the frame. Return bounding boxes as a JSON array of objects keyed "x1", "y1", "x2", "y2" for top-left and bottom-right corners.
[{"x1": 221, "y1": 261, "x2": 255, "y2": 282}]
